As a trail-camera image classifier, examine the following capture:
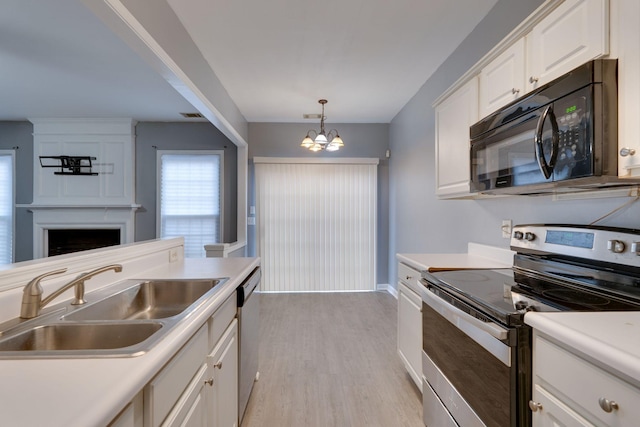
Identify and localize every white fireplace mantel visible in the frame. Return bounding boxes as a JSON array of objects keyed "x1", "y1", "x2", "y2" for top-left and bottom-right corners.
[
  {"x1": 20, "y1": 204, "x2": 141, "y2": 259},
  {"x1": 25, "y1": 118, "x2": 139, "y2": 259}
]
